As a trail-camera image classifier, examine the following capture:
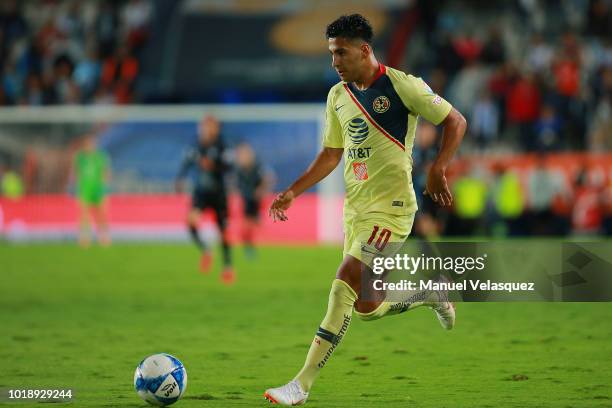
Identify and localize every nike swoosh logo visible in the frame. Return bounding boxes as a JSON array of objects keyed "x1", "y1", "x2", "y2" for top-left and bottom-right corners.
[
  {"x1": 360, "y1": 246, "x2": 380, "y2": 256},
  {"x1": 334, "y1": 104, "x2": 345, "y2": 111}
]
